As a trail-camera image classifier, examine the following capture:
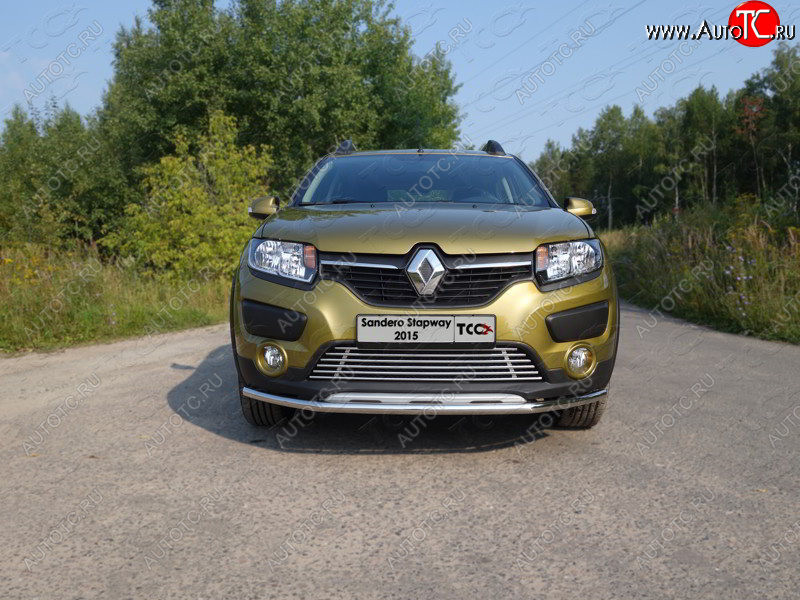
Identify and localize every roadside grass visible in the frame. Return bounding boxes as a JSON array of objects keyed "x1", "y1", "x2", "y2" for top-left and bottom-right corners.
[
  {"x1": 602, "y1": 201, "x2": 800, "y2": 344},
  {"x1": 0, "y1": 245, "x2": 229, "y2": 353}
]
